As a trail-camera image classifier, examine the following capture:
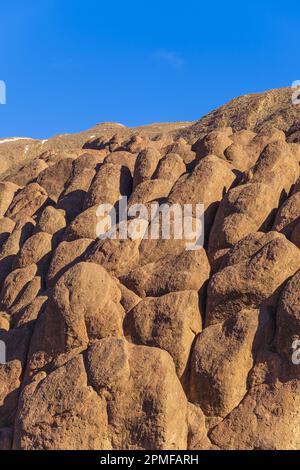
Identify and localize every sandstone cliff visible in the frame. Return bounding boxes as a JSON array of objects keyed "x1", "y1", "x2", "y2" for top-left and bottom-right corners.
[{"x1": 0, "y1": 87, "x2": 300, "y2": 450}]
